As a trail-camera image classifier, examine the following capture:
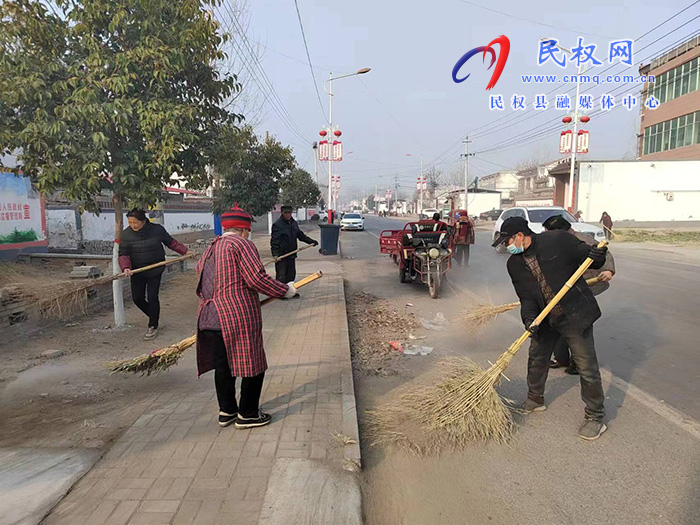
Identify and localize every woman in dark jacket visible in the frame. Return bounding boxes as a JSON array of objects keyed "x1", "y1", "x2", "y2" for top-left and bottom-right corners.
[{"x1": 118, "y1": 209, "x2": 188, "y2": 340}]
